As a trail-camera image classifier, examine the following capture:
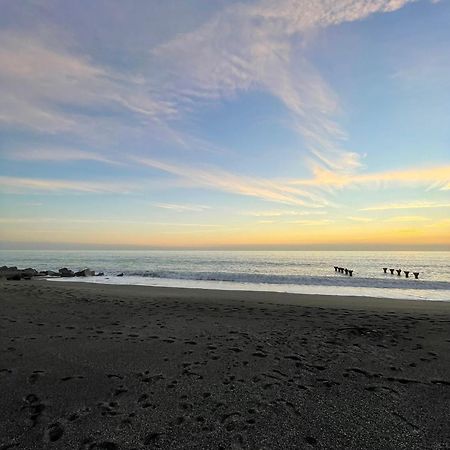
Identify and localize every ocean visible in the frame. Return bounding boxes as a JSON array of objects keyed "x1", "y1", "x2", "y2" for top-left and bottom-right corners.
[{"x1": 1, "y1": 250, "x2": 449, "y2": 301}]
